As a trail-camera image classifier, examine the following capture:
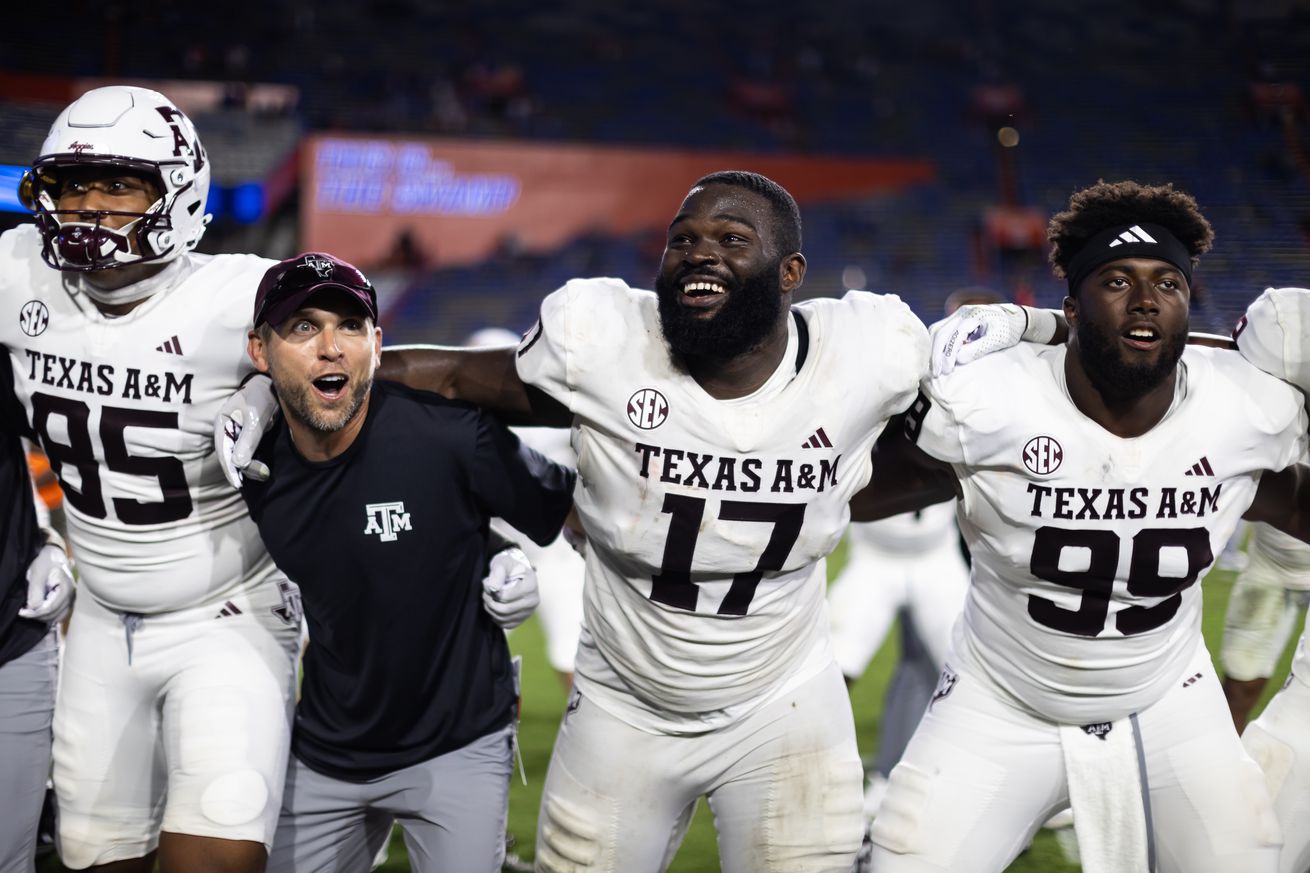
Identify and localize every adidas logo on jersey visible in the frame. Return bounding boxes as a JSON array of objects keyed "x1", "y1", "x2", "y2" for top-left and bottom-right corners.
[
  {"x1": 1107, "y1": 225, "x2": 1157, "y2": 247},
  {"x1": 156, "y1": 335, "x2": 184, "y2": 355},
  {"x1": 214, "y1": 600, "x2": 243, "y2": 619},
  {"x1": 1183, "y1": 456, "x2": 1214, "y2": 477},
  {"x1": 801, "y1": 427, "x2": 832, "y2": 449}
]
